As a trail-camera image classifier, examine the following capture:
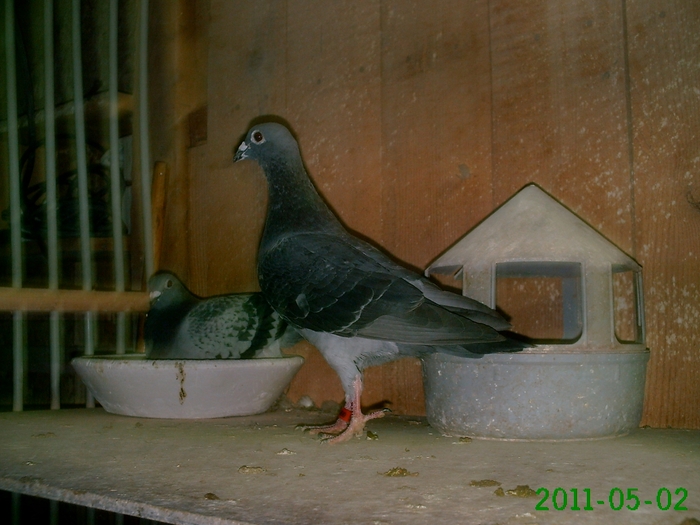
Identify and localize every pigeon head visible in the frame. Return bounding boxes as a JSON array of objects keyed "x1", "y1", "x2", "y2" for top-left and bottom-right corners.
[
  {"x1": 233, "y1": 122, "x2": 303, "y2": 171},
  {"x1": 147, "y1": 272, "x2": 191, "y2": 307},
  {"x1": 234, "y1": 120, "x2": 345, "y2": 240}
]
